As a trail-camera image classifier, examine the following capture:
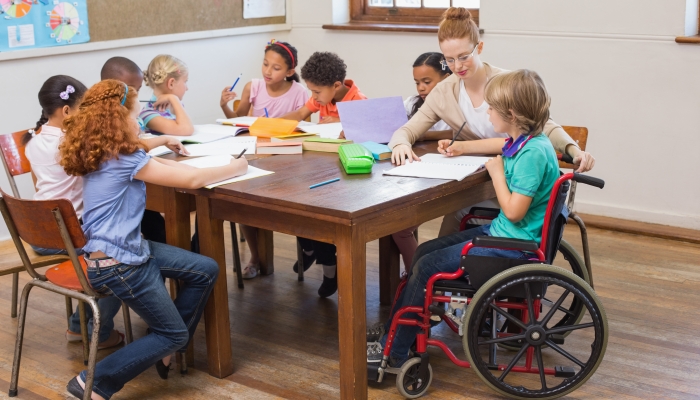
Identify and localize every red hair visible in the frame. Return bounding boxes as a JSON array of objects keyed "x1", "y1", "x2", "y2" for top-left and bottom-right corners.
[
  {"x1": 60, "y1": 79, "x2": 141, "y2": 176},
  {"x1": 438, "y1": 7, "x2": 480, "y2": 45}
]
